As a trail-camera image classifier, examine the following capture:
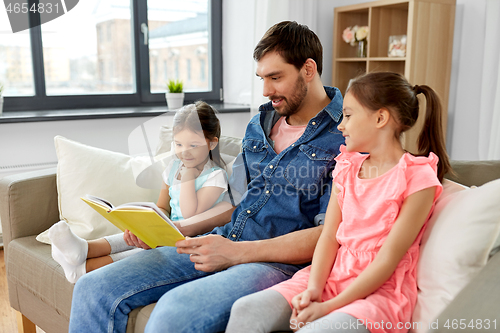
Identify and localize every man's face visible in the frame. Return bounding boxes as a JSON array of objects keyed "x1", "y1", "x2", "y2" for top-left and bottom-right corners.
[{"x1": 256, "y1": 52, "x2": 308, "y2": 117}]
